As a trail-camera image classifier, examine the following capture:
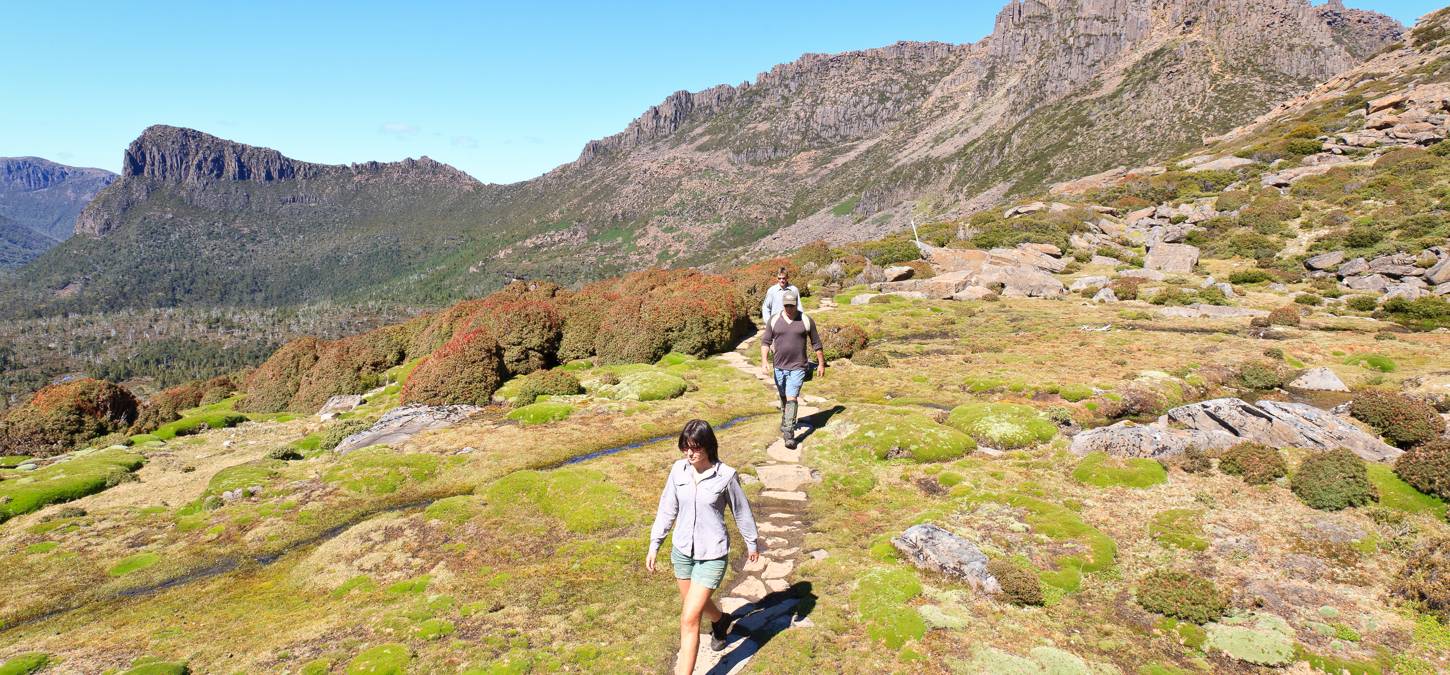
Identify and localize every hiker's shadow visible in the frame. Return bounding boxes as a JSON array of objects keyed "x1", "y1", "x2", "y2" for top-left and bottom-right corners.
[
  {"x1": 708, "y1": 582, "x2": 816, "y2": 674},
  {"x1": 793, "y1": 405, "x2": 845, "y2": 444}
]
